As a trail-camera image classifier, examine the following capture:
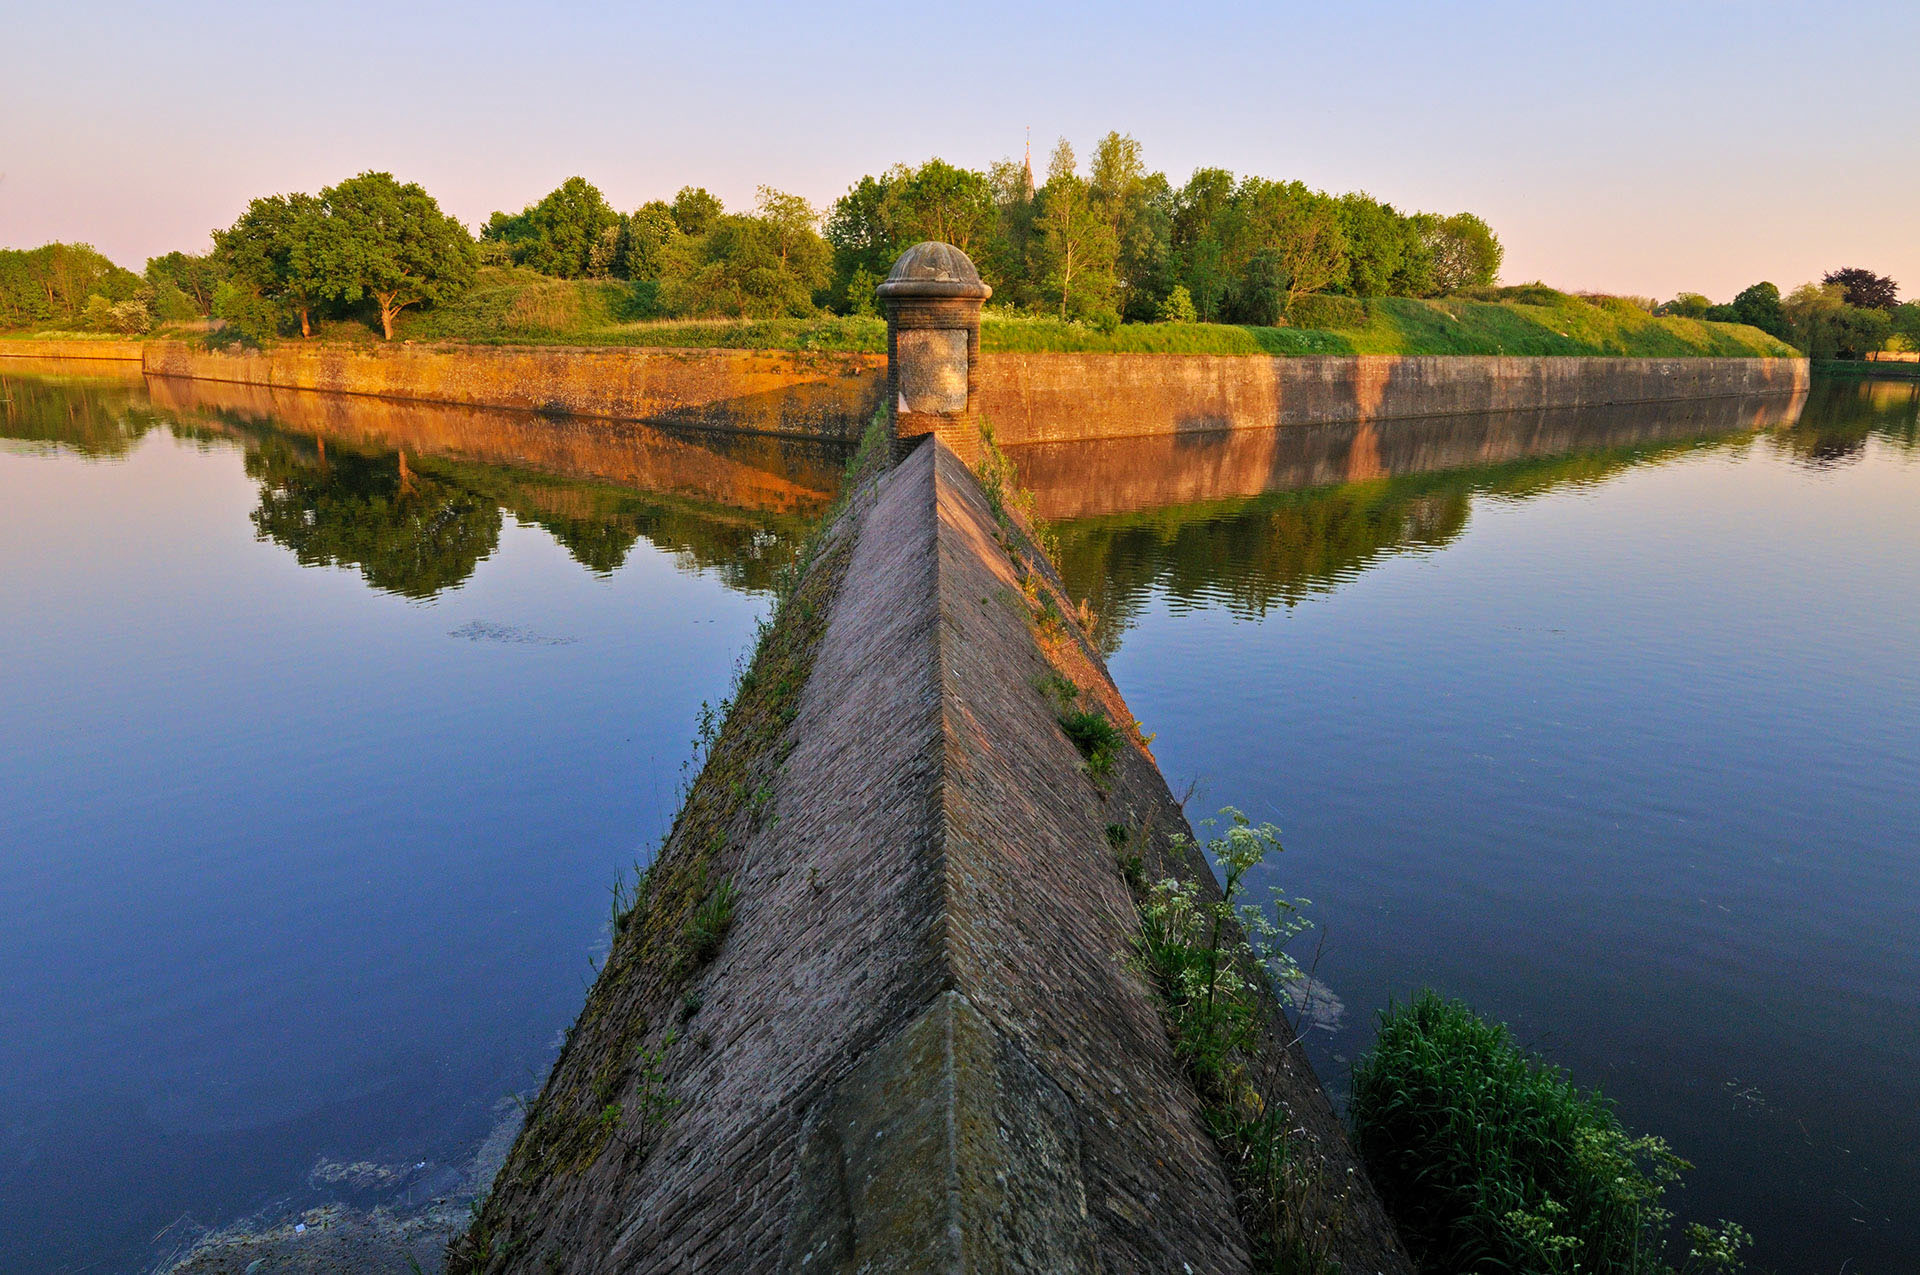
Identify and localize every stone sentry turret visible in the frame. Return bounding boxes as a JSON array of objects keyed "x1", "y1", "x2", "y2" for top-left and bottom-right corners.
[{"x1": 878, "y1": 241, "x2": 990, "y2": 461}]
